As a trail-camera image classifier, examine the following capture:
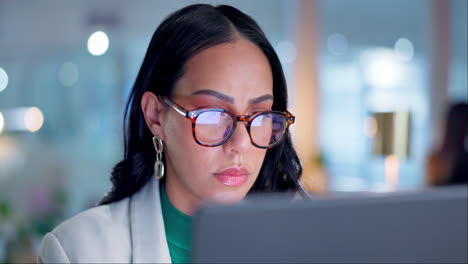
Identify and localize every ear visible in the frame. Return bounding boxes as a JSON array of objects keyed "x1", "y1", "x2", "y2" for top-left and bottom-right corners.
[{"x1": 141, "y1": 91, "x2": 166, "y2": 141}]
